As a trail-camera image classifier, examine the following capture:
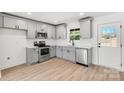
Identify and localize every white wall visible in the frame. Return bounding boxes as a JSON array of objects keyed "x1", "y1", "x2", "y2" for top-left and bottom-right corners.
[
  {"x1": 0, "y1": 28, "x2": 26, "y2": 70},
  {"x1": 0, "y1": 28, "x2": 56, "y2": 70}
]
